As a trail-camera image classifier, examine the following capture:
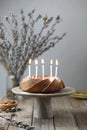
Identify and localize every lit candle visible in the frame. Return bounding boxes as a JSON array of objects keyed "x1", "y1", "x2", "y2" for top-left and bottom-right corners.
[
  {"x1": 28, "y1": 59, "x2": 32, "y2": 78},
  {"x1": 50, "y1": 59, "x2": 53, "y2": 78},
  {"x1": 41, "y1": 59, "x2": 45, "y2": 79},
  {"x1": 35, "y1": 59, "x2": 38, "y2": 78},
  {"x1": 55, "y1": 59, "x2": 58, "y2": 78}
]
